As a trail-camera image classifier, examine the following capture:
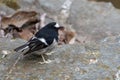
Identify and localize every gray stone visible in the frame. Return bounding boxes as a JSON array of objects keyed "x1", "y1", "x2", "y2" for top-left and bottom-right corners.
[
  {"x1": 0, "y1": 38, "x2": 119, "y2": 80},
  {"x1": 0, "y1": 0, "x2": 120, "y2": 80}
]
